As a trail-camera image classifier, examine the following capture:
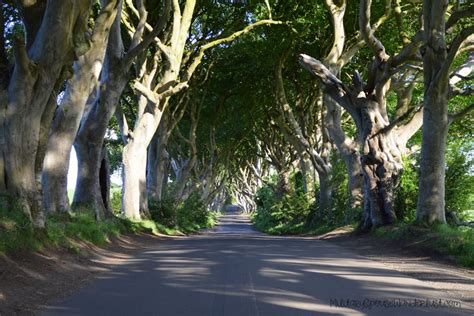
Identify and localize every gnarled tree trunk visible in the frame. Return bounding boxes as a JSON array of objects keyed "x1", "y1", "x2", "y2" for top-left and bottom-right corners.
[
  {"x1": 42, "y1": 0, "x2": 118, "y2": 214},
  {"x1": 300, "y1": 55, "x2": 406, "y2": 230},
  {"x1": 324, "y1": 96, "x2": 363, "y2": 210},
  {"x1": 1, "y1": 0, "x2": 92, "y2": 227}
]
